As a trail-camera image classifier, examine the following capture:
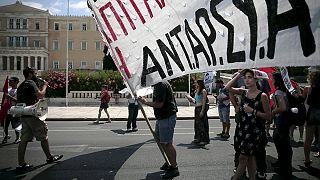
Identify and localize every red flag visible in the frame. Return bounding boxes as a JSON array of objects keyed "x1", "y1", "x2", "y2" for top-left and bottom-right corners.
[
  {"x1": 259, "y1": 67, "x2": 277, "y2": 107},
  {"x1": 0, "y1": 76, "x2": 10, "y2": 126}
]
